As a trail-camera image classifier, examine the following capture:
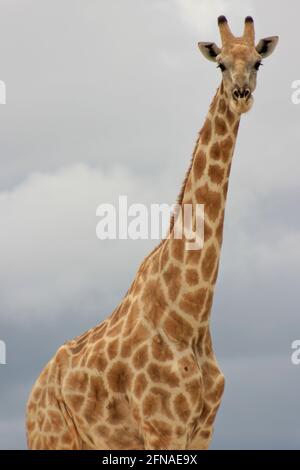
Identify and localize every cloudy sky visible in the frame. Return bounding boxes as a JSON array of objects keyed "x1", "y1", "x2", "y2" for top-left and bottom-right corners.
[{"x1": 0, "y1": 0, "x2": 299, "y2": 449}]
